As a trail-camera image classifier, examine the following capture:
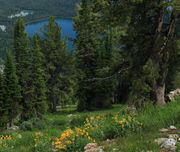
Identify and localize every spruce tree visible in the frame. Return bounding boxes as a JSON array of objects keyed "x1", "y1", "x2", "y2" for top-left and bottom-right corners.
[
  {"x1": 13, "y1": 18, "x2": 32, "y2": 120},
  {"x1": 31, "y1": 34, "x2": 48, "y2": 117},
  {"x1": 74, "y1": 0, "x2": 99, "y2": 110},
  {"x1": 3, "y1": 51, "x2": 21, "y2": 127},
  {"x1": 74, "y1": 0, "x2": 115, "y2": 110},
  {"x1": 40, "y1": 16, "x2": 75, "y2": 112},
  {"x1": 0, "y1": 71, "x2": 8, "y2": 128}
]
